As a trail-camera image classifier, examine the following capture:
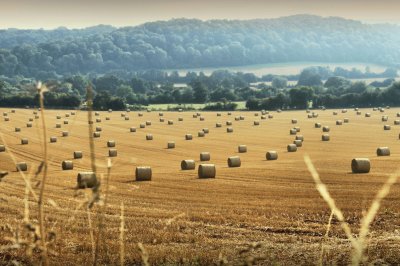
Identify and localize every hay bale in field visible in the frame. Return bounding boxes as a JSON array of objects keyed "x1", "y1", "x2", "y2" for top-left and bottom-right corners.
[
  {"x1": 397, "y1": 113, "x2": 400, "y2": 117},
  {"x1": 351, "y1": 158, "x2": 370, "y2": 173},
  {"x1": 217, "y1": 113, "x2": 222, "y2": 116},
  {"x1": 254, "y1": 121, "x2": 260, "y2": 126},
  {"x1": 126, "y1": 109, "x2": 131, "y2": 113},
  {"x1": 322, "y1": 126, "x2": 330, "y2": 132},
  {"x1": 11, "y1": 109, "x2": 15, "y2": 113},
  {"x1": 199, "y1": 117, "x2": 205, "y2": 121},
  {"x1": 93, "y1": 132, "x2": 100, "y2": 138},
  {"x1": 292, "y1": 119, "x2": 297, "y2": 124},
  {"x1": 200, "y1": 152, "x2": 210, "y2": 161},
  {"x1": 62, "y1": 131, "x2": 69, "y2": 137},
  {"x1": 21, "y1": 138, "x2": 28, "y2": 145},
  {"x1": 136, "y1": 167, "x2": 152, "y2": 181},
  {"x1": 356, "y1": 111, "x2": 362, "y2": 115},
  {"x1": 235, "y1": 116, "x2": 240, "y2": 121},
  {"x1": 88, "y1": 121, "x2": 94, "y2": 124},
  {"x1": 266, "y1": 151, "x2": 278, "y2": 160},
  {"x1": 384, "y1": 125, "x2": 391, "y2": 130},
  {"x1": 254, "y1": 113, "x2": 259, "y2": 116},
  {"x1": 146, "y1": 121, "x2": 152, "y2": 126},
  {"x1": 159, "y1": 112, "x2": 164, "y2": 117},
  {"x1": 71, "y1": 111, "x2": 76, "y2": 115},
  {"x1": 56, "y1": 115, "x2": 61, "y2": 119},
  {"x1": 193, "y1": 114, "x2": 198, "y2": 118},
  {"x1": 4, "y1": 117, "x2": 9, "y2": 122},
  {"x1": 96, "y1": 126, "x2": 102, "y2": 132},
  {"x1": 342, "y1": 109, "x2": 347, "y2": 113},
  {"x1": 109, "y1": 149, "x2": 117, "y2": 157},
  {"x1": 295, "y1": 135, "x2": 304, "y2": 141},
  {"x1": 178, "y1": 117, "x2": 183, "y2": 121},
  {"x1": 130, "y1": 127, "x2": 136, "y2": 132},
  {"x1": 227, "y1": 127, "x2": 234, "y2": 133},
  {"x1": 315, "y1": 123, "x2": 321, "y2": 128},
  {"x1": 64, "y1": 120, "x2": 69, "y2": 124},
  {"x1": 35, "y1": 115, "x2": 39, "y2": 119},
  {"x1": 202, "y1": 128, "x2": 209, "y2": 134},
  {"x1": 240, "y1": 116, "x2": 245, "y2": 120},
  {"x1": 56, "y1": 123, "x2": 61, "y2": 128},
  {"x1": 124, "y1": 117, "x2": 130, "y2": 121},
  {"x1": 293, "y1": 140, "x2": 303, "y2": 147},
  {"x1": 336, "y1": 120, "x2": 343, "y2": 125},
  {"x1": 159, "y1": 118, "x2": 165, "y2": 122},
  {"x1": 178, "y1": 109, "x2": 183, "y2": 112},
  {"x1": 228, "y1": 156, "x2": 241, "y2": 167},
  {"x1": 15, "y1": 127, "x2": 21, "y2": 132},
  {"x1": 181, "y1": 160, "x2": 195, "y2": 170},
  {"x1": 294, "y1": 126, "x2": 300, "y2": 132},
  {"x1": 277, "y1": 109, "x2": 282, "y2": 113},
  {"x1": 382, "y1": 116, "x2": 388, "y2": 122},
  {"x1": 62, "y1": 161, "x2": 73, "y2": 170},
  {"x1": 29, "y1": 118, "x2": 33, "y2": 122},
  {"x1": 65, "y1": 114, "x2": 70, "y2": 118},
  {"x1": 146, "y1": 134, "x2": 153, "y2": 140},
  {"x1": 108, "y1": 109, "x2": 113, "y2": 113},
  {"x1": 290, "y1": 128, "x2": 297, "y2": 135},
  {"x1": 238, "y1": 145, "x2": 247, "y2": 153},
  {"x1": 333, "y1": 111, "x2": 338, "y2": 115},
  {"x1": 197, "y1": 112, "x2": 201, "y2": 116},
  {"x1": 365, "y1": 113, "x2": 371, "y2": 117},
  {"x1": 33, "y1": 111, "x2": 38, "y2": 115},
  {"x1": 140, "y1": 123, "x2": 146, "y2": 128},
  {"x1": 138, "y1": 113, "x2": 143, "y2": 117},
  {"x1": 27, "y1": 123, "x2": 32, "y2": 128},
  {"x1": 322, "y1": 134, "x2": 330, "y2": 141},
  {"x1": 185, "y1": 134, "x2": 193, "y2": 140},
  {"x1": 354, "y1": 108, "x2": 359, "y2": 111},
  {"x1": 261, "y1": 115, "x2": 266, "y2": 120},
  {"x1": 216, "y1": 123, "x2": 222, "y2": 127},
  {"x1": 16, "y1": 162, "x2": 27, "y2": 171},
  {"x1": 312, "y1": 112, "x2": 319, "y2": 118},
  {"x1": 50, "y1": 137, "x2": 57, "y2": 143},
  {"x1": 74, "y1": 151, "x2": 83, "y2": 159},
  {"x1": 77, "y1": 172, "x2": 98, "y2": 189},
  {"x1": 167, "y1": 141, "x2": 175, "y2": 149},
  {"x1": 228, "y1": 112, "x2": 232, "y2": 115},
  {"x1": 394, "y1": 120, "x2": 400, "y2": 125},
  {"x1": 121, "y1": 113, "x2": 126, "y2": 117},
  {"x1": 107, "y1": 140, "x2": 116, "y2": 147},
  {"x1": 307, "y1": 114, "x2": 313, "y2": 118},
  {"x1": 306, "y1": 109, "x2": 311, "y2": 113},
  {"x1": 95, "y1": 112, "x2": 100, "y2": 116},
  {"x1": 344, "y1": 118, "x2": 349, "y2": 123},
  {"x1": 168, "y1": 120, "x2": 173, "y2": 125},
  {"x1": 198, "y1": 164, "x2": 216, "y2": 179},
  {"x1": 0, "y1": 145, "x2": 5, "y2": 152},
  {"x1": 226, "y1": 121, "x2": 232, "y2": 126},
  {"x1": 287, "y1": 144, "x2": 297, "y2": 152},
  {"x1": 106, "y1": 117, "x2": 110, "y2": 121},
  {"x1": 377, "y1": 147, "x2": 390, "y2": 156},
  {"x1": 198, "y1": 131, "x2": 205, "y2": 137}
]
